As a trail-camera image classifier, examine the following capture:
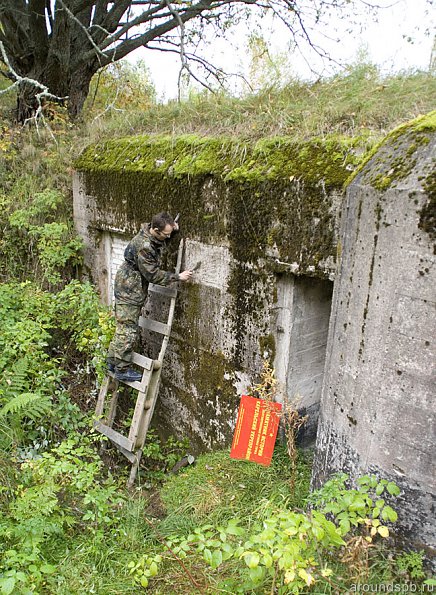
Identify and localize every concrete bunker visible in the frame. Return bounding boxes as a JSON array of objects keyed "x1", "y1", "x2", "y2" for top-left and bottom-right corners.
[
  {"x1": 73, "y1": 113, "x2": 435, "y2": 558},
  {"x1": 73, "y1": 135, "x2": 352, "y2": 448}
]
